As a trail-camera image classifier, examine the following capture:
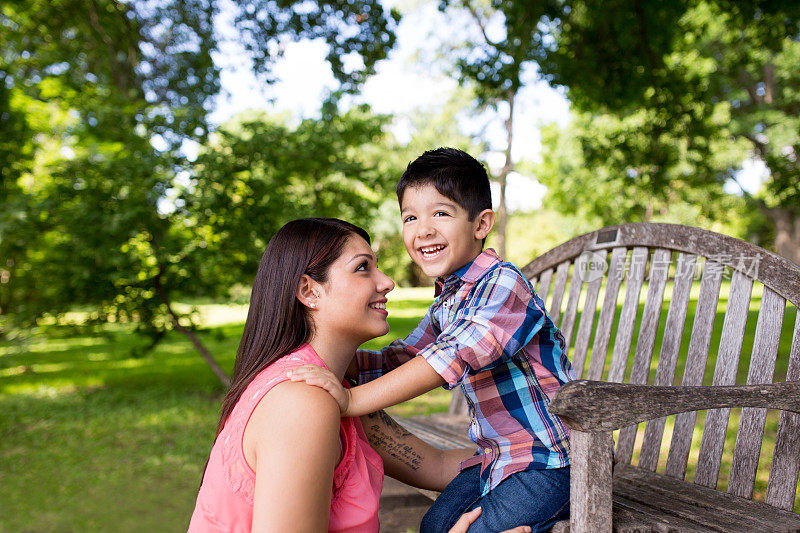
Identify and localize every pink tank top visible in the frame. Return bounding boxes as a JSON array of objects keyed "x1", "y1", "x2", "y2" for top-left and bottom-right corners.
[{"x1": 188, "y1": 344, "x2": 383, "y2": 532}]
